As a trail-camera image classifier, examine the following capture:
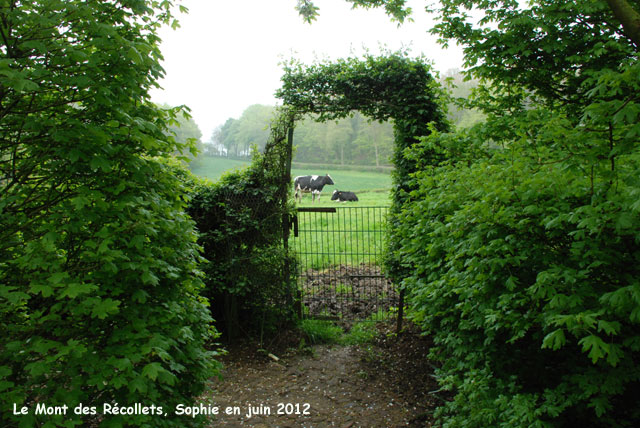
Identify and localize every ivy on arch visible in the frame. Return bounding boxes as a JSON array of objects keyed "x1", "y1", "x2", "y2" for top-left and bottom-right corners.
[{"x1": 275, "y1": 52, "x2": 449, "y2": 281}]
